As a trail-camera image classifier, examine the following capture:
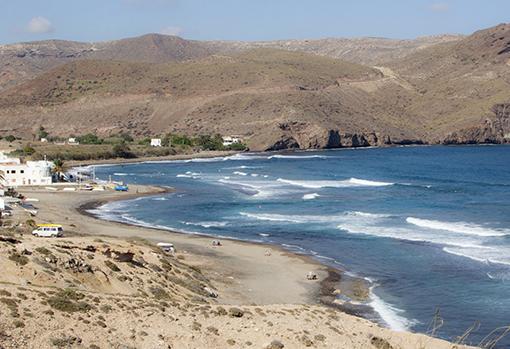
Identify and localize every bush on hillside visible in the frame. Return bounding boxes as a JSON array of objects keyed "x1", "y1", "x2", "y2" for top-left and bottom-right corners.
[
  {"x1": 76, "y1": 133, "x2": 103, "y2": 145},
  {"x1": 194, "y1": 134, "x2": 224, "y2": 151}
]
